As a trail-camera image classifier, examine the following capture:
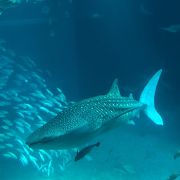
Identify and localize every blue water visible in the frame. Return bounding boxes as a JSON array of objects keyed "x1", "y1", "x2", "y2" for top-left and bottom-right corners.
[{"x1": 0, "y1": 0, "x2": 180, "y2": 180}]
